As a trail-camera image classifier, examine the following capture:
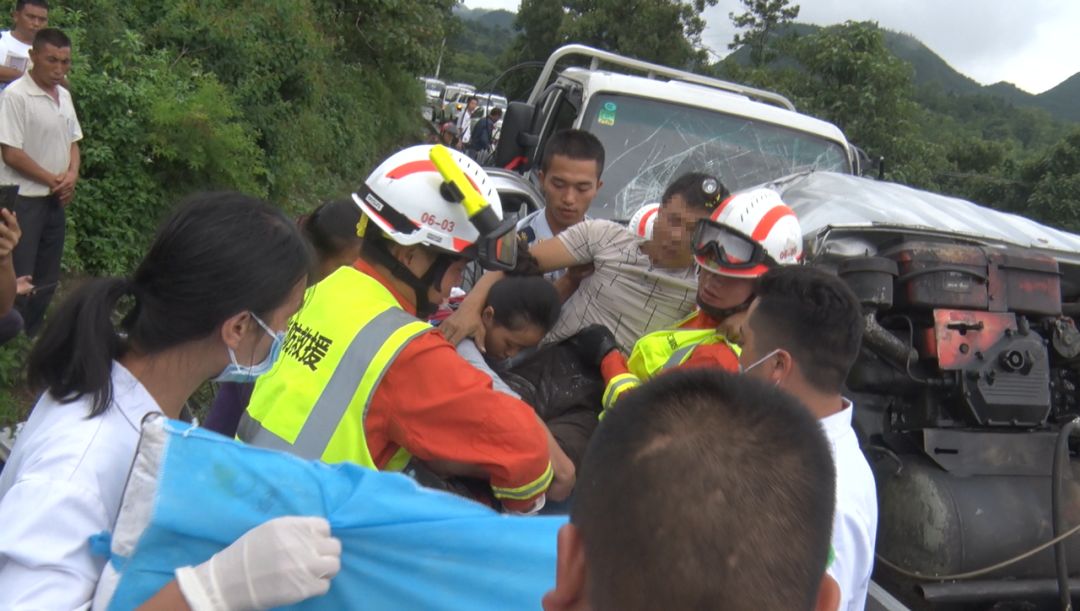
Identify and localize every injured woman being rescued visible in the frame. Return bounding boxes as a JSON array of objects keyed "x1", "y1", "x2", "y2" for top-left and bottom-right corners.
[{"x1": 455, "y1": 271, "x2": 562, "y2": 398}]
